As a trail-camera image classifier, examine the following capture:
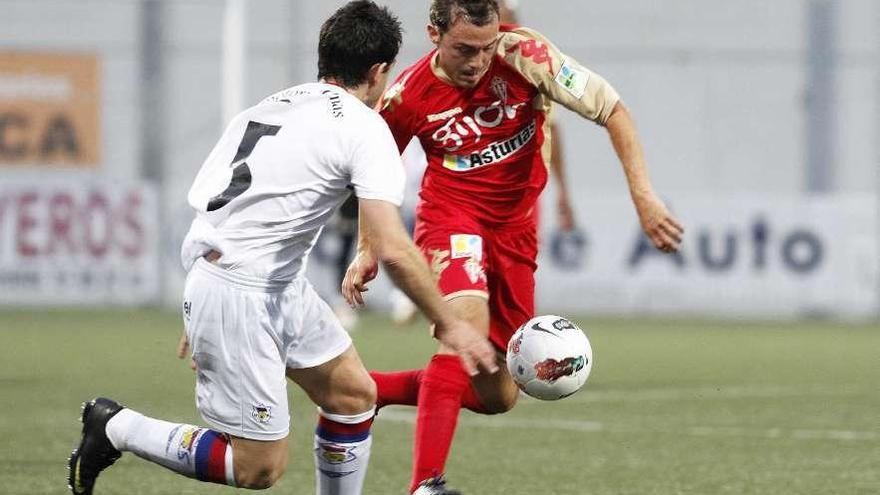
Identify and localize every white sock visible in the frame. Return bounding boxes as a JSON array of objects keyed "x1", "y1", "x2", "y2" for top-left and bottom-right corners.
[
  {"x1": 314, "y1": 407, "x2": 375, "y2": 495},
  {"x1": 106, "y1": 408, "x2": 235, "y2": 486}
]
